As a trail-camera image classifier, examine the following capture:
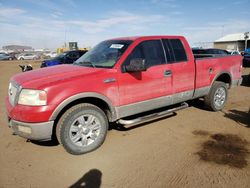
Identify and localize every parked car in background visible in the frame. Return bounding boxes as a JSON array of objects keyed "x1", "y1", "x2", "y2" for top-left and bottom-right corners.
[
  {"x1": 7, "y1": 52, "x2": 18, "y2": 60},
  {"x1": 192, "y1": 48, "x2": 230, "y2": 56},
  {"x1": 17, "y1": 53, "x2": 40, "y2": 60},
  {"x1": 243, "y1": 48, "x2": 250, "y2": 67},
  {"x1": 0, "y1": 53, "x2": 14, "y2": 60},
  {"x1": 43, "y1": 52, "x2": 57, "y2": 59},
  {"x1": 40, "y1": 50, "x2": 87, "y2": 67},
  {"x1": 227, "y1": 50, "x2": 240, "y2": 55}
]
